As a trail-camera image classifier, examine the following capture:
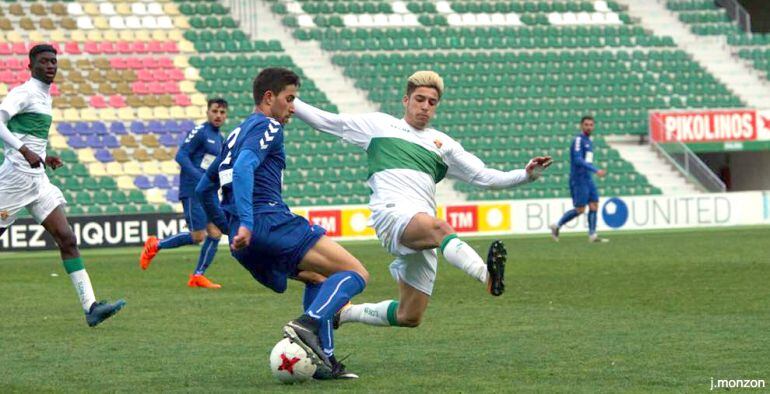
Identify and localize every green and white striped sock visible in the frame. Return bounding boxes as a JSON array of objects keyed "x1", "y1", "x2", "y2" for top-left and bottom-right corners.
[
  {"x1": 63, "y1": 257, "x2": 96, "y2": 312},
  {"x1": 340, "y1": 300, "x2": 399, "y2": 327}
]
